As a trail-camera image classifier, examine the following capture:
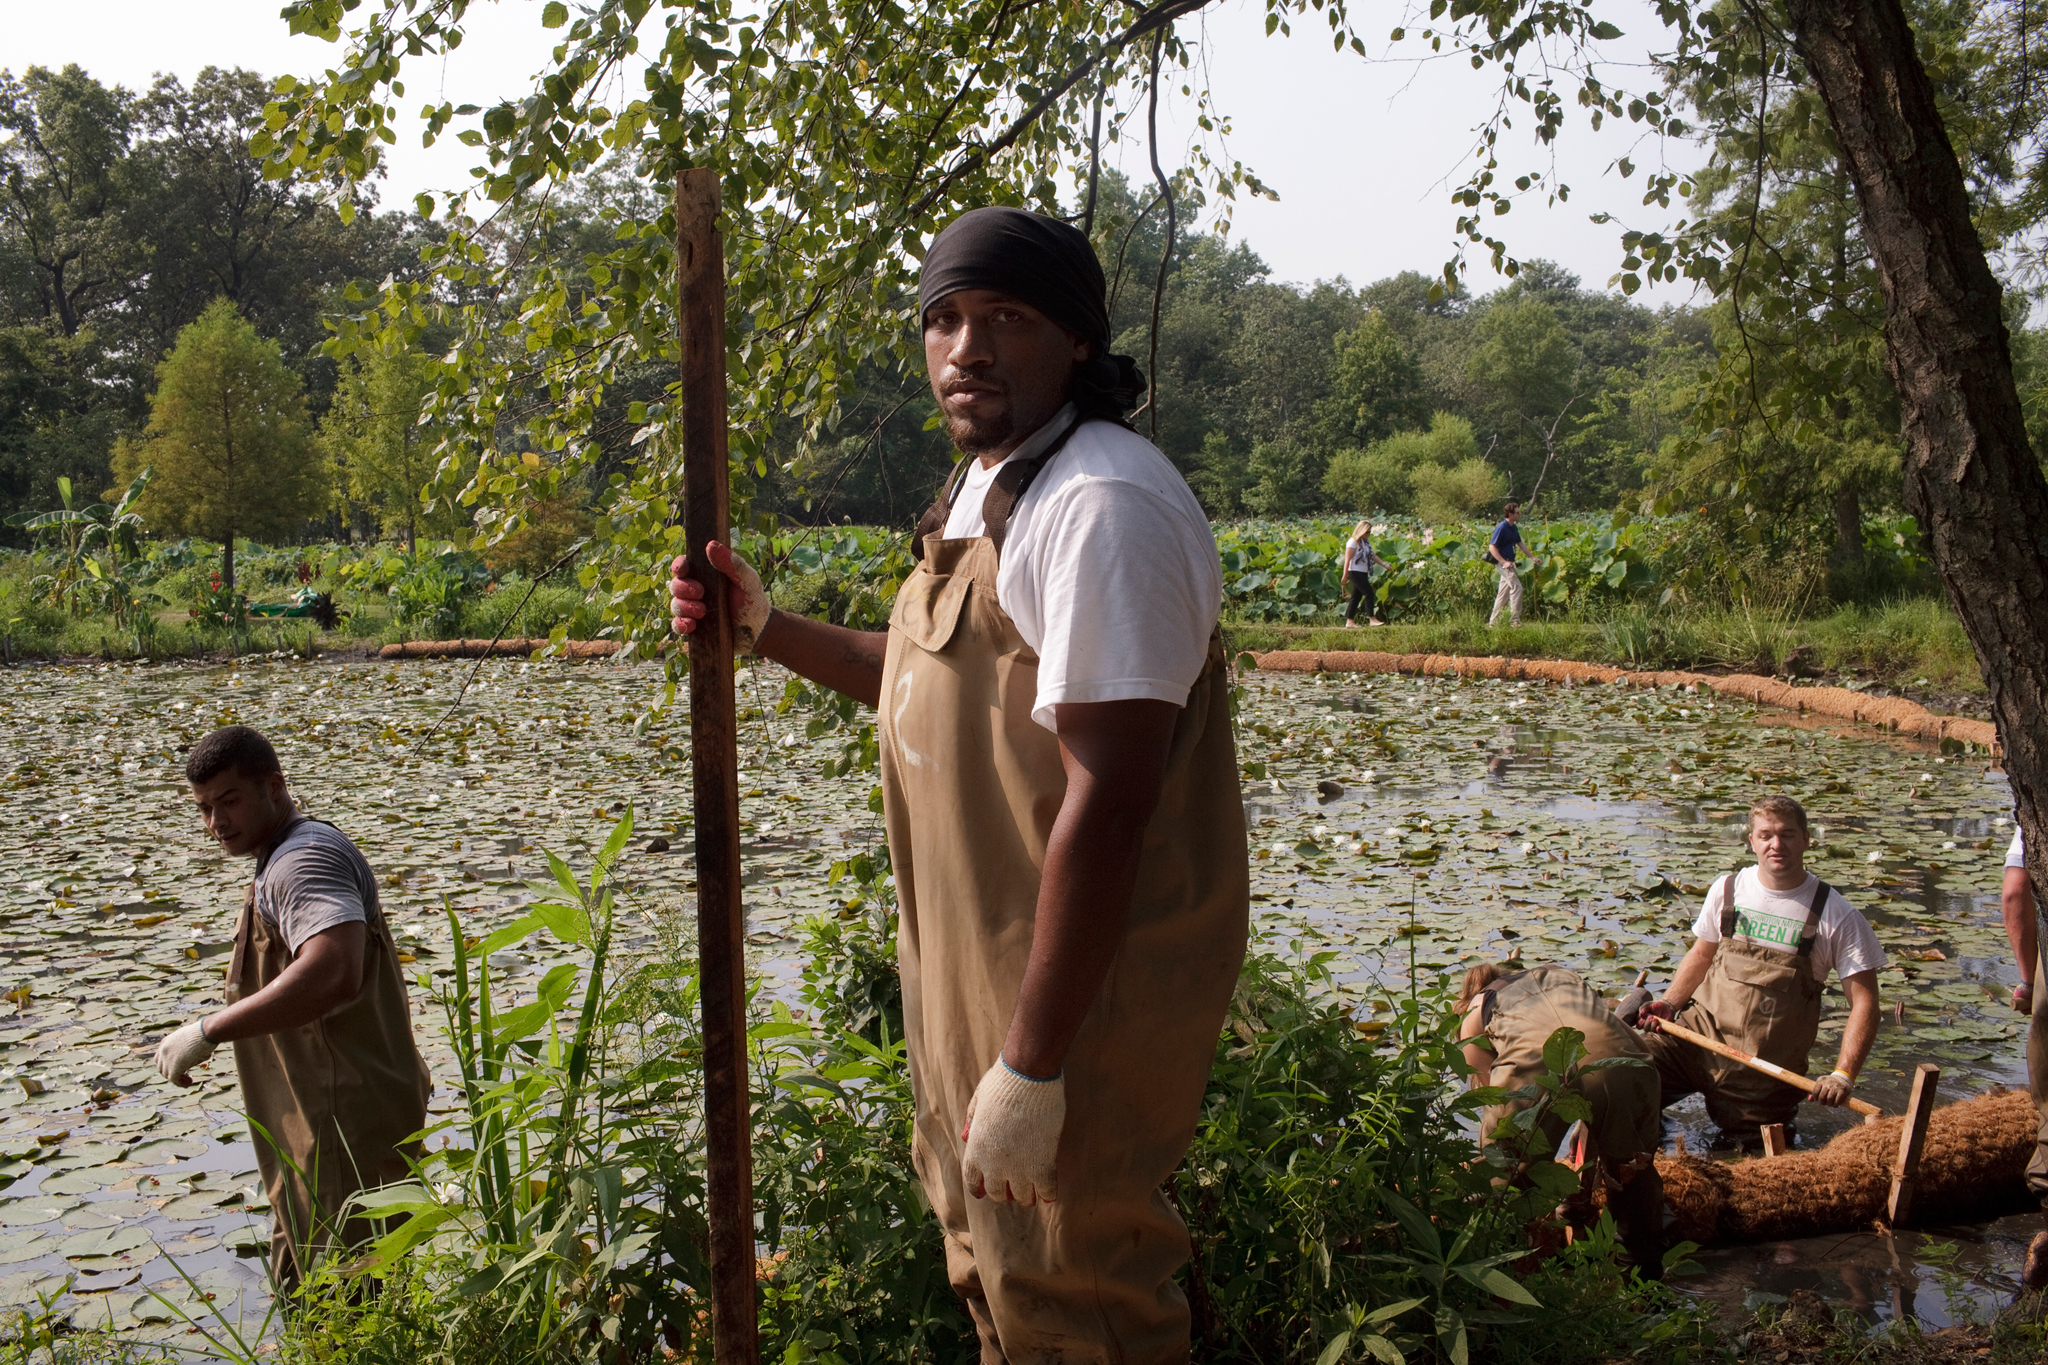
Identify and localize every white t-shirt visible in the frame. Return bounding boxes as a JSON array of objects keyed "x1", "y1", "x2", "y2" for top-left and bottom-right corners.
[
  {"x1": 2008, "y1": 831, "x2": 2026, "y2": 869},
  {"x1": 1691, "y1": 868, "x2": 1887, "y2": 983},
  {"x1": 940, "y1": 408, "x2": 1221, "y2": 731}
]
